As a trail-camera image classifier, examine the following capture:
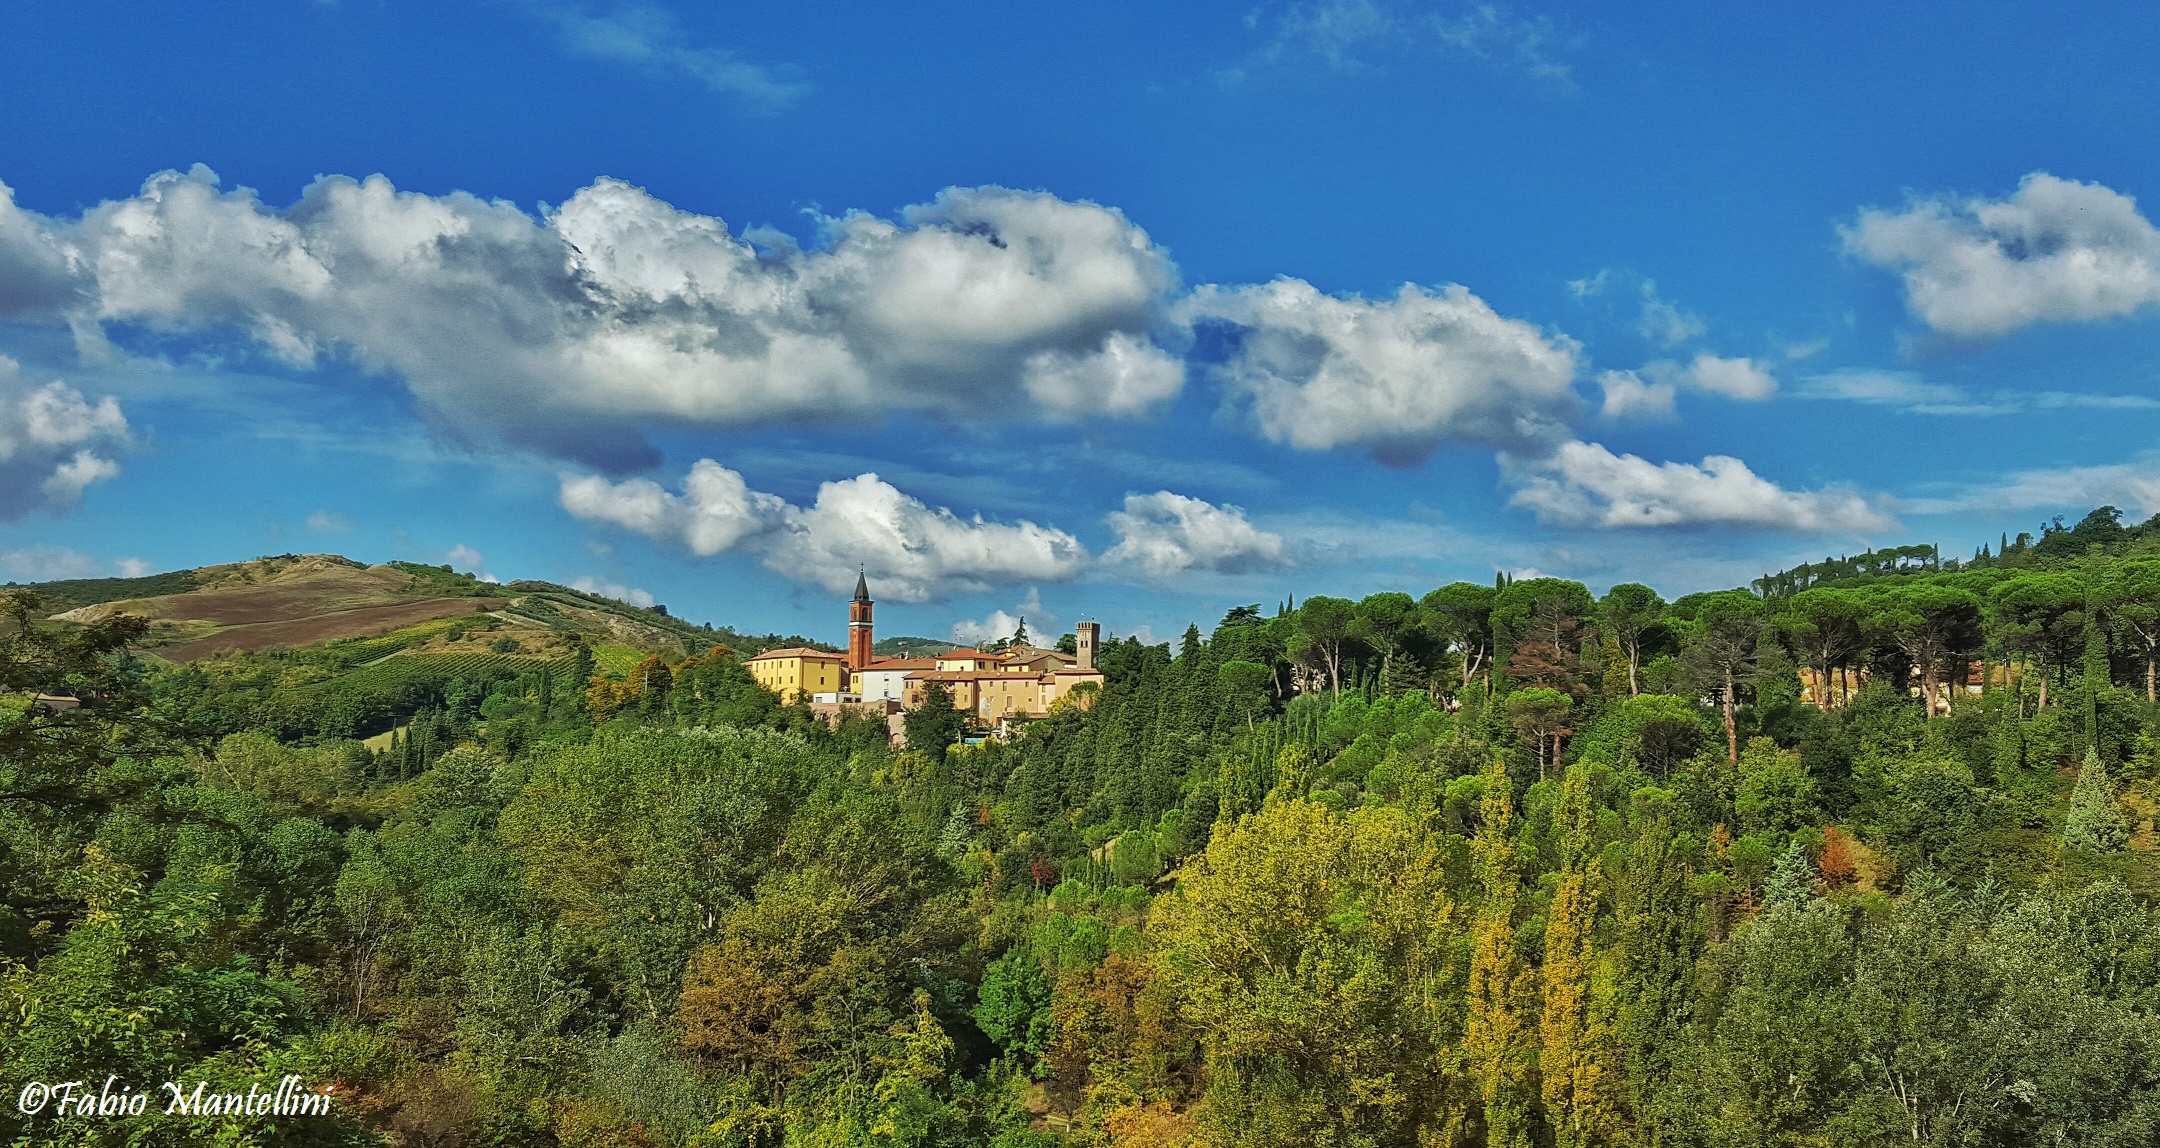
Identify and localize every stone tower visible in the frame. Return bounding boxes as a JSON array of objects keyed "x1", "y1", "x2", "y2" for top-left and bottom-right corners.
[
  {"x1": 1075, "y1": 620, "x2": 1099, "y2": 671},
  {"x1": 848, "y1": 569, "x2": 874, "y2": 671}
]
